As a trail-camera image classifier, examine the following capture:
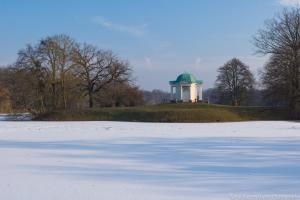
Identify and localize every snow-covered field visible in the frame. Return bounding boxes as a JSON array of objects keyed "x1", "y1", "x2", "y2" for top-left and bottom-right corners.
[{"x1": 0, "y1": 121, "x2": 300, "y2": 200}]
